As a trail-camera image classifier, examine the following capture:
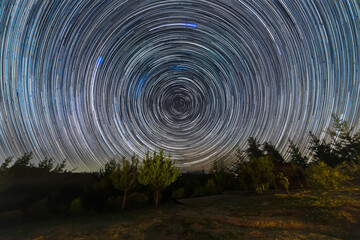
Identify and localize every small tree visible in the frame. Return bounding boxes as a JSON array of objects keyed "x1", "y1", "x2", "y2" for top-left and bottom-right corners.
[
  {"x1": 110, "y1": 156, "x2": 139, "y2": 210},
  {"x1": 210, "y1": 158, "x2": 233, "y2": 191},
  {"x1": 238, "y1": 156, "x2": 275, "y2": 193},
  {"x1": 138, "y1": 151, "x2": 180, "y2": 206},
  {"x1": 277, "y1": 172, "x2": 289, "y2": 194}
]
